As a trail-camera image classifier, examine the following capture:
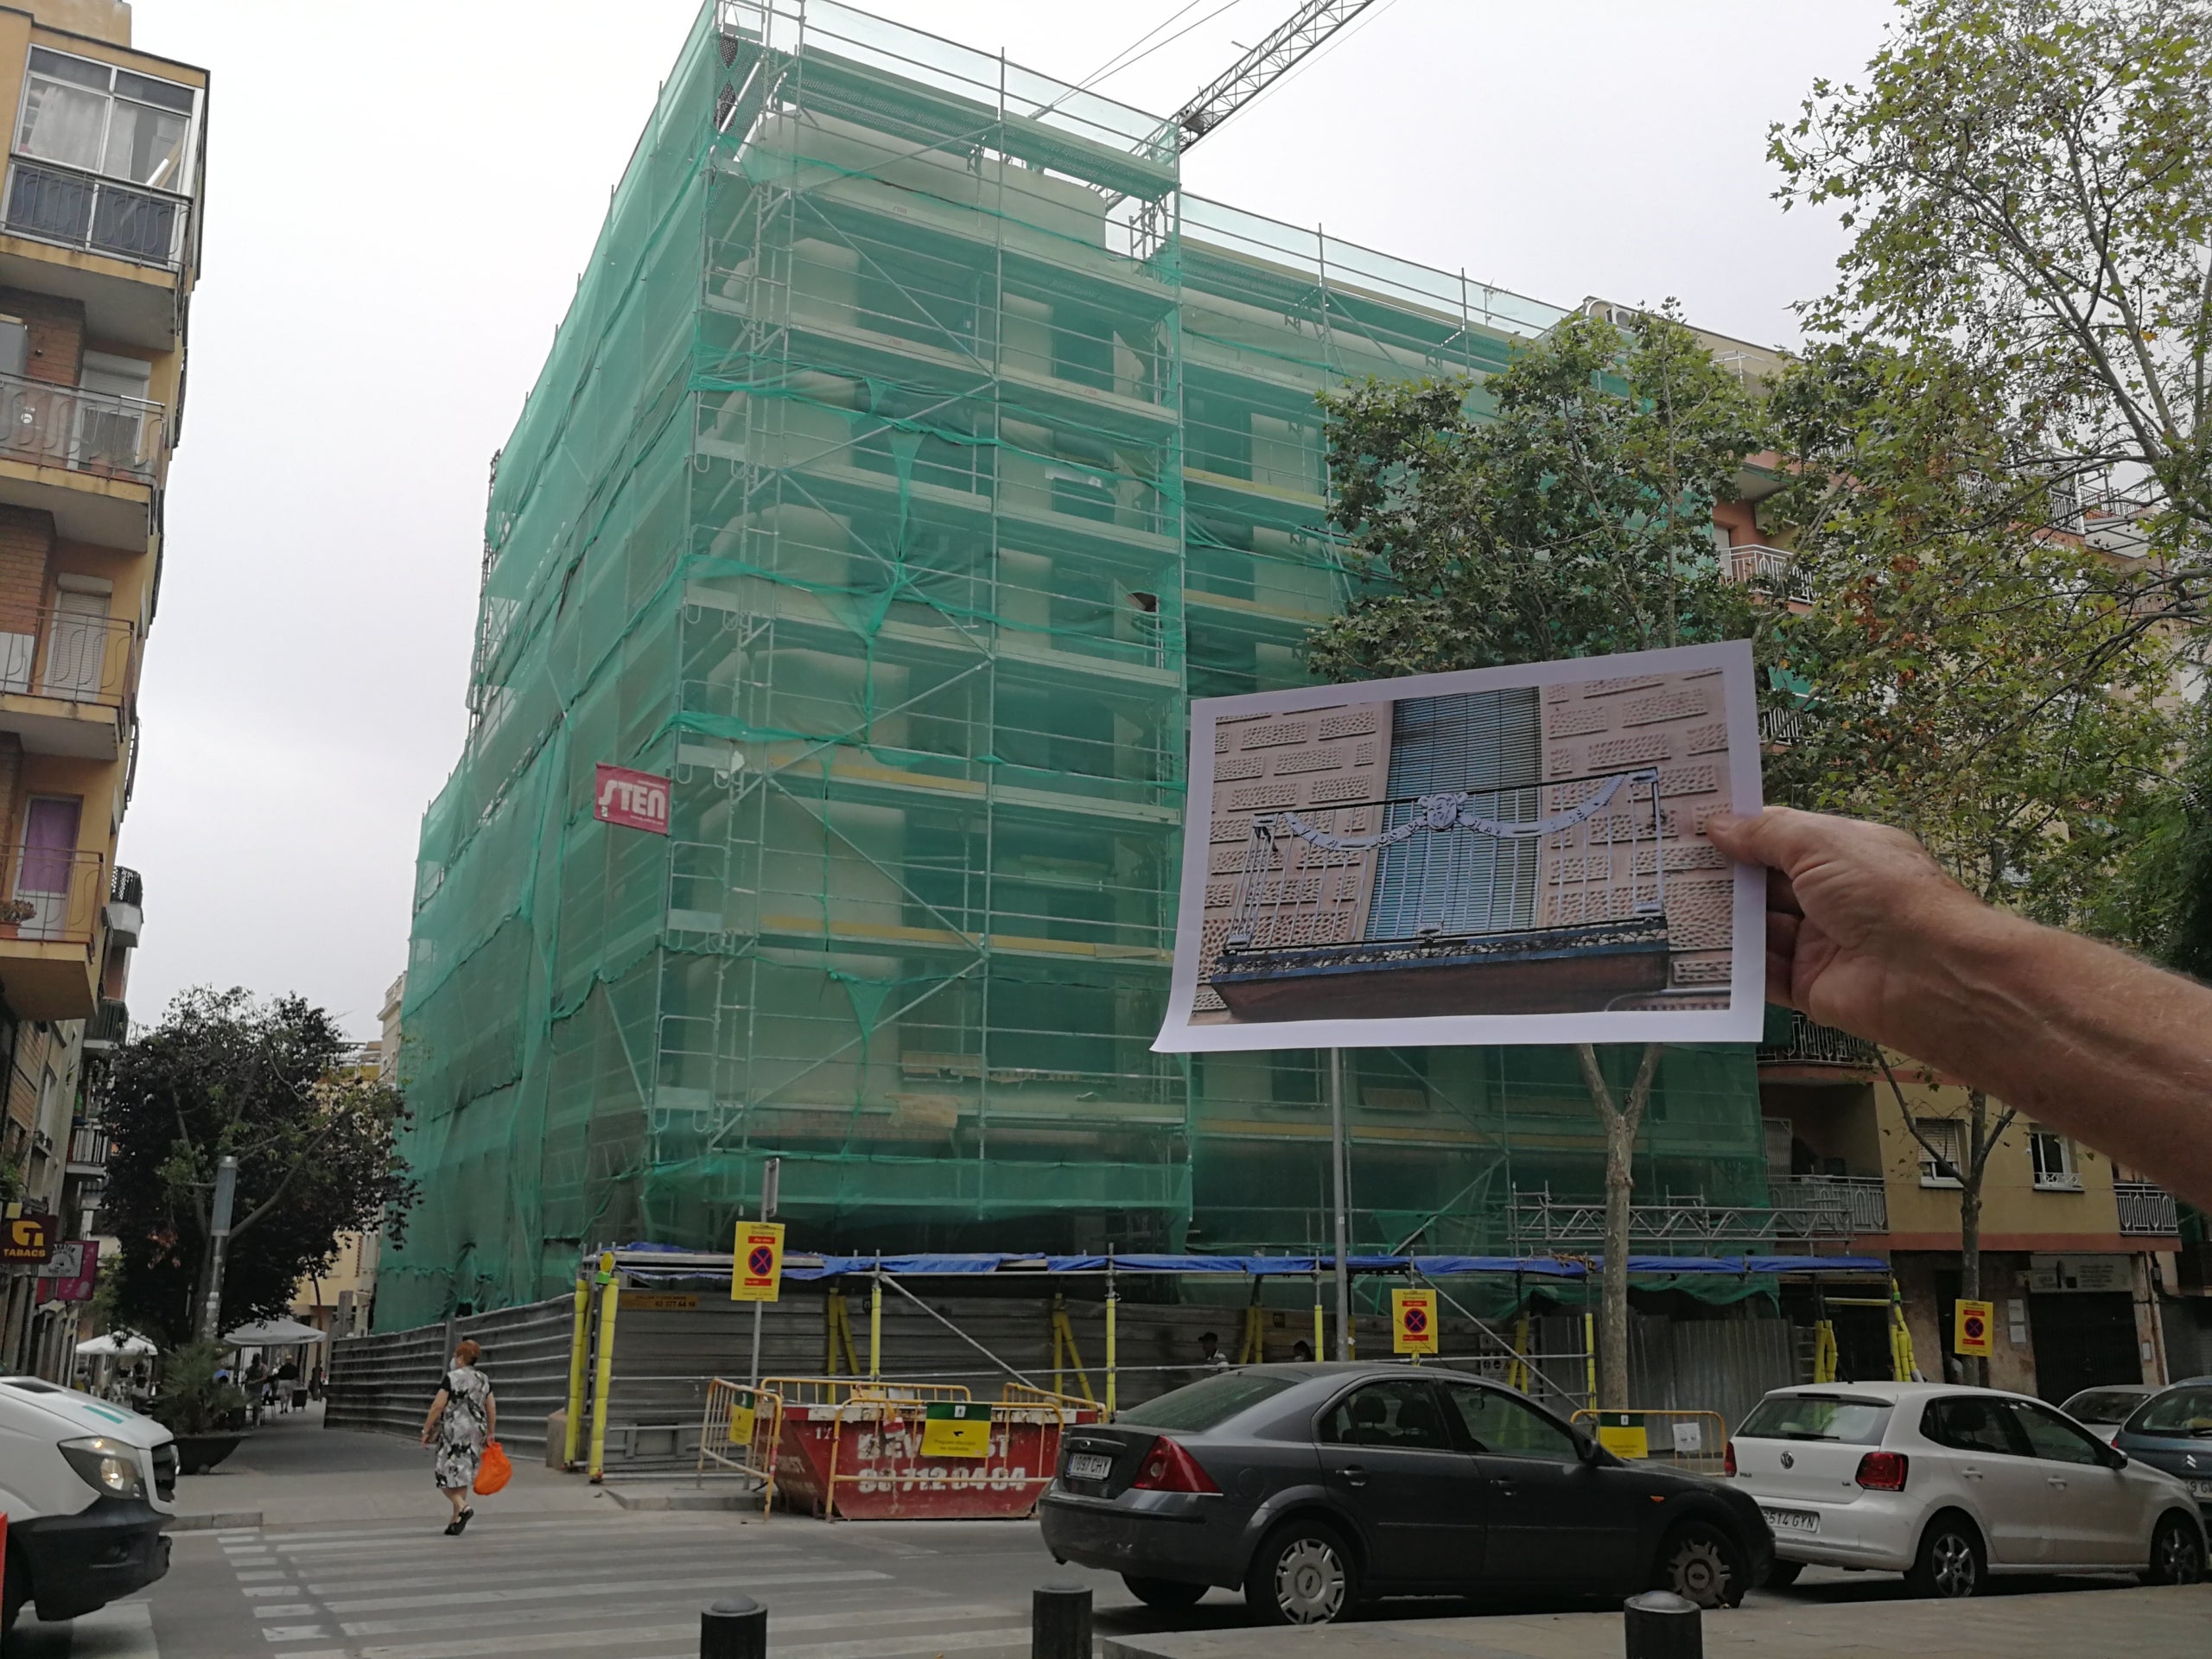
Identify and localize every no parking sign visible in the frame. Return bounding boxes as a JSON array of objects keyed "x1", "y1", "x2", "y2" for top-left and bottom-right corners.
[
  {"x1": 731, "y1": 1222, "x2": 785, "y2": 1302},
  {"x1": 1953, "y1": 1299, "x2": 1993, "y2": 1356},
  {"x1": 1391, "y1": 1287, "x2": 1439, "y2": 1356}
]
